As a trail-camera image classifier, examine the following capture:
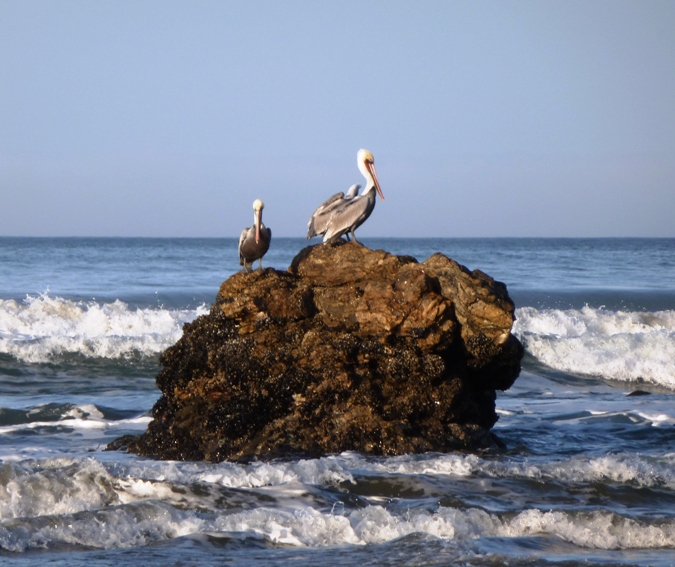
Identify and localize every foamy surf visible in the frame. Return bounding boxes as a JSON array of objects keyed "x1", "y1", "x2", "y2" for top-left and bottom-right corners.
[
  {"x1": 2, "y1": 237, "x2": 674, "y2": 565},
  {"x1": 5, "y1": 452, "x2": 675, "y2": 523},
  {"x1": 4, "y1": 449, "x2": 675, "y2": 554},
  {"x1": 514, "y1": 306, "x2": 675, "y2": 389},
  {"x1": 0, "y1": 294, "x2": 208, "y2": 362},
  {"x1": 3, "y1": 496, "x2": 675, "y2": 552},
  {"x1": 0, "y1": 403, "x2": 151, "y2": 439},
  {"x1": 212, "y1": 505, "x2": 675, "y2": 550}
]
